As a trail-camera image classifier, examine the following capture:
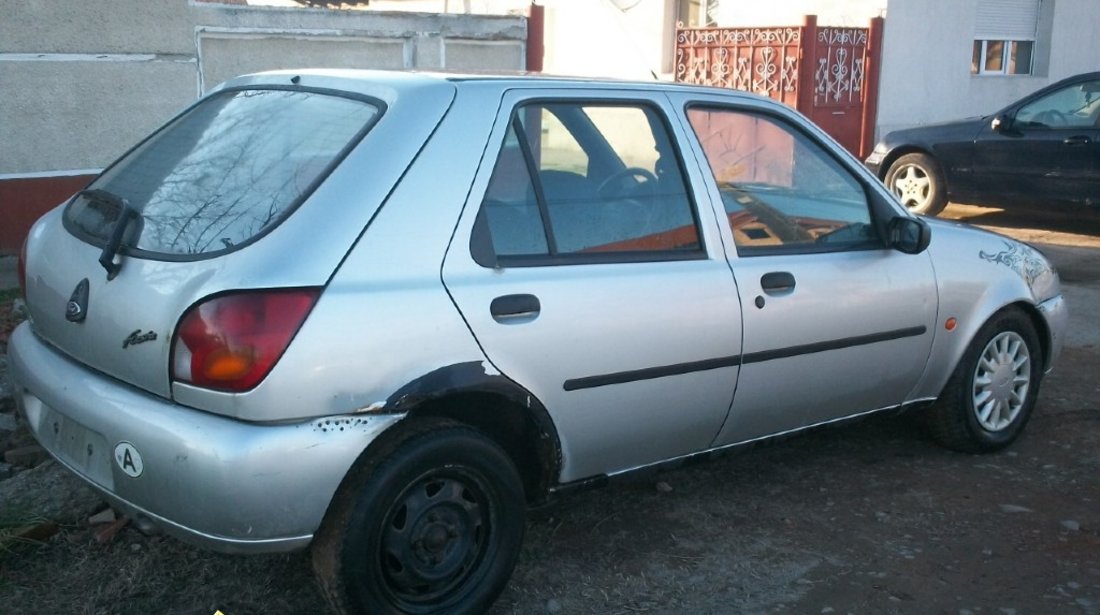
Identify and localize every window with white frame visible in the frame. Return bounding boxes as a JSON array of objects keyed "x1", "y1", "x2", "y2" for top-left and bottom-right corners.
[
  {"x1": 677, "y1": 0, "x2": 717, "y2": 27},
  {"x1": 971, "y1": 0, "x2": 1040, "y2": 75}
]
